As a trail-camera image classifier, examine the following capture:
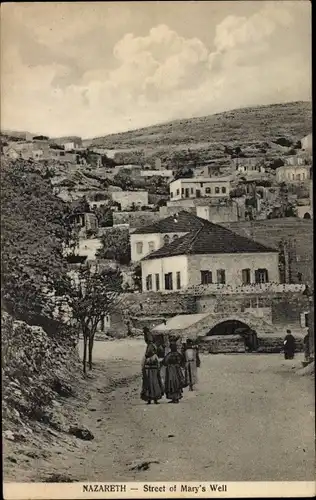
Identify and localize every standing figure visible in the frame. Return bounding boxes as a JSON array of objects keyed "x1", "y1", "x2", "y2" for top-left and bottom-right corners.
[
  {"x1": 140, "y1": 343, "x2": 164, "y2": 405},
  {"x1": 162, "y1": 343, "x2": 185, "y2": 403},
  {"x1": 184, "y1": 339, "x2": 201, "y2": 391},
  {"x1": 143, "y1": 326, "x2": 153, "y2": 345},
  {"x1": 283, "y1": 330, "x2": 296, "y2": 360},
  {"x1": 303, "y1": 330, "x2": 311, "y2": 363}
]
